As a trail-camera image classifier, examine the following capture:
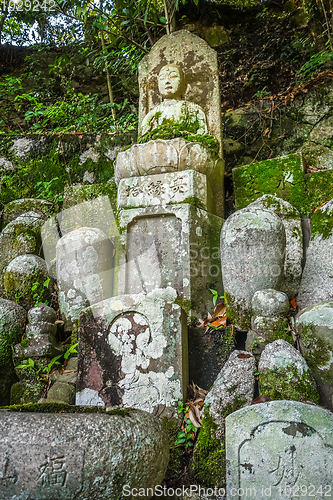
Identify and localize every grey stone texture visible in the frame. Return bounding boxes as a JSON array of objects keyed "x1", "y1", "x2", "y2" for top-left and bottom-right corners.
[
  {"x1": 28, "y1": 304, "x2": 57, "y2": 324},
  {"x1": 115, "y1": 140, "x2": 223, "y2": 199},
  {"x1": 204, "y1": 350, "x2": 256, "y2": 438},
  {"x1": 26, "y1": 322, "x2": 57, "y2": 337},
  {"x1": 56, "y1": 227, "x2": 114, "y2": 330},
  {"x1": 220, "y1": 206, "x2": 286, "y2": 330},
  {"x1": 119, "y1": 204, "x2": 223, "y2": 322},
  {"x1": 248, "y1": 195, "x2": 303, "y2": 298},
  {"x1": 258, "y1": 339, "x2": 318, "y2": 403},
  {"x1": 0, "y1": 408, "x2": 169, "y2": 500},
  {"x1": 225, "y1": 401, "x2": 333, "y2": 500},
  {"x1": 4, "y1": 254, "x2": 51, "y2": 309},
  {"x1": 0, "y1": 211, "x2": 45, "y2": 290},
  {"x1": 14, "y1": 331, "x2": 62, "y2": 364},
  {"x1": 251, "y1": 289, "x2": 290, "y2": 317},
  {"x1": 76, "y1": 289, "x2": 188, "y2": 417},
  {"x1": 117, "y1": 170, "x2": 213, "y2": 212},
  {"x1": 60, "y1": 188, "x2": 117, "y2": 237},
  {"x1": 296, "y1": 301, "x2": 333, "y2": 410},
  {"x1": 0, "y1": 298, "x2": 27, "y2": 405},
  {"x1": 46, "y1": 382, "x2": 76, "y2": 404},
  {"x1": 298, "y1": 199, "x2": 333, "y2": 309}
]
